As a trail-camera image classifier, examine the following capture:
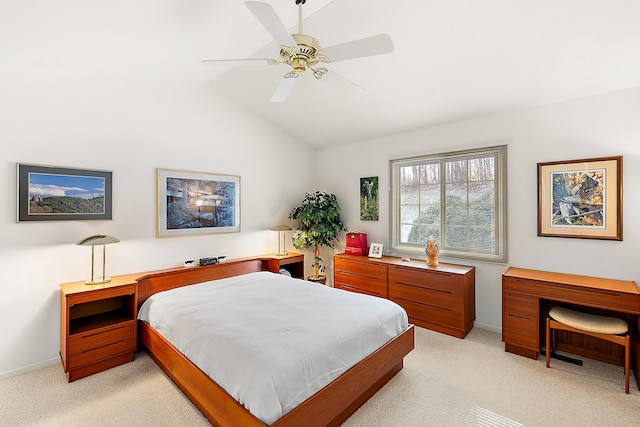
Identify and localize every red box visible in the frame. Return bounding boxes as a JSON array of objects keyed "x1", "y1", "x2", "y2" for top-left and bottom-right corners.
[
  {"x1": 345, "y1": 232, "x2": 368, "y2": 256},
  {"x1": 345, "y1": 246, "x2": 369, "y2": 256}
]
